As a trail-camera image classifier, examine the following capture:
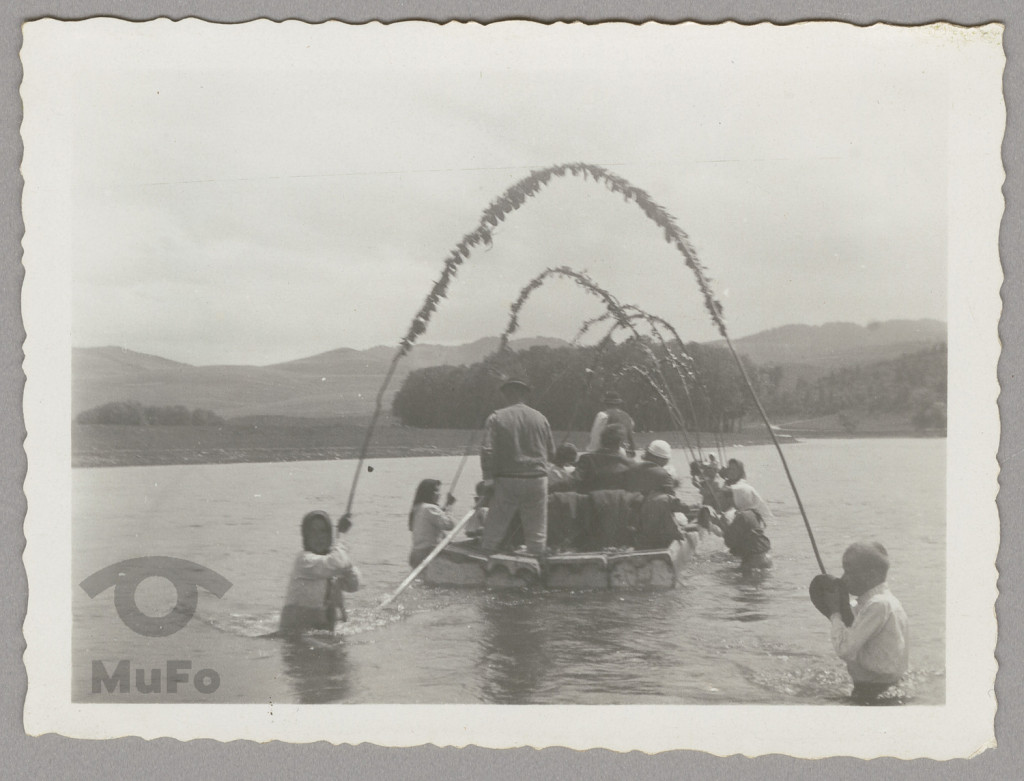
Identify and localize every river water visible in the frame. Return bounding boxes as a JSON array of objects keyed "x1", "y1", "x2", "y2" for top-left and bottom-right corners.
[{"x1": 72, "y1": 438, "x2": 944, "y2": 704}]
